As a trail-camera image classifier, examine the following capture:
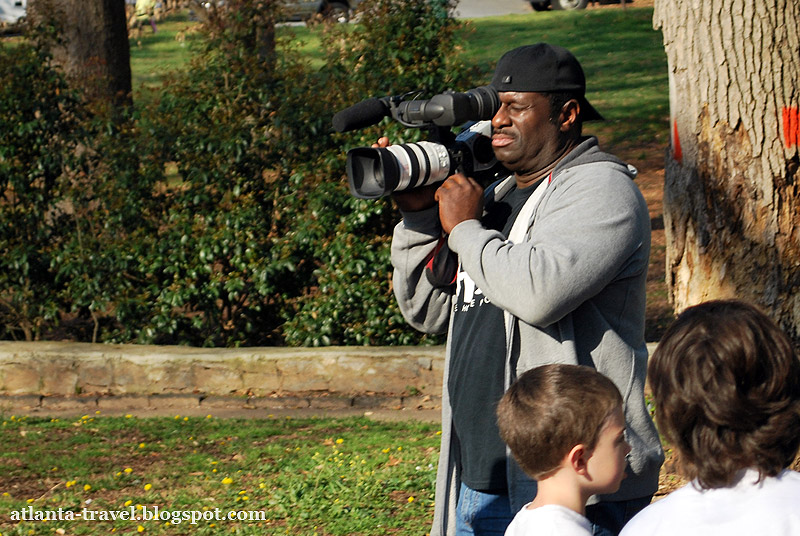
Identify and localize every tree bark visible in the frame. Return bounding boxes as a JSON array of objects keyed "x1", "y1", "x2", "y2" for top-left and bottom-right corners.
[
  {"x1": 653, "y1": 0, "x2": 800, "y2": 340},
  {"x1": 28, "y1": 0, "x2": 133, "y2": 109}
]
